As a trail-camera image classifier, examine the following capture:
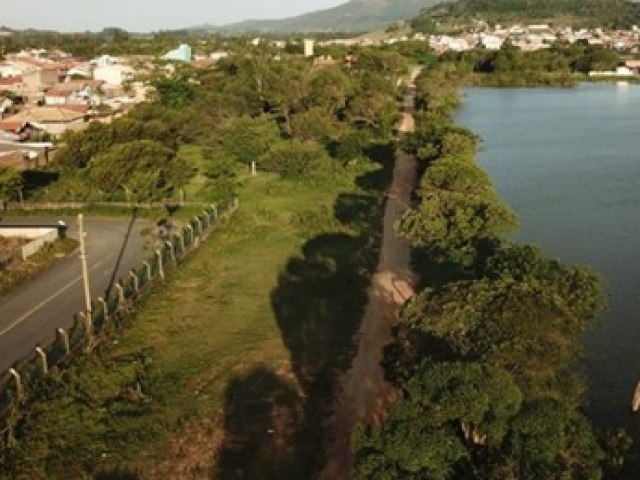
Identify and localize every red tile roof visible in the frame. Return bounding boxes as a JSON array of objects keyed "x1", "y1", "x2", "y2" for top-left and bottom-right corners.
[{"x1": 0, "y1": 76, "x2": 22, "y2": 85}]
